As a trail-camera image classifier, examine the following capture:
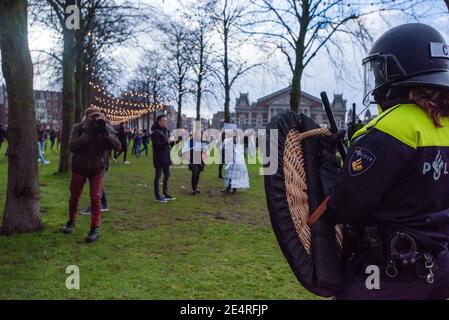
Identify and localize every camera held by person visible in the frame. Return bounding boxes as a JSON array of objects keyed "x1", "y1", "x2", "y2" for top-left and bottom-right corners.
[{"x1": 61, "y1": 107, "x2": 122, "y2": 243}]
